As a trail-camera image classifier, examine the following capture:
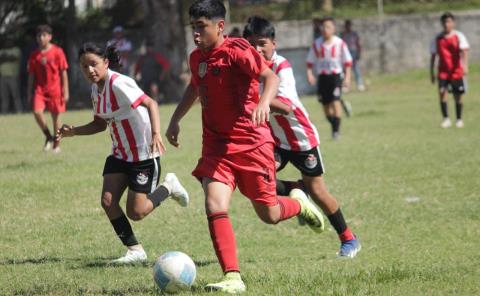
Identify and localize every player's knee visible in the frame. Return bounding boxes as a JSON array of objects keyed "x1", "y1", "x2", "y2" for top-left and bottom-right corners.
[
  {"x1": 126, "y1": 209, "x2": 146, "y2": 221},
  {"x1": 101, "y1": 192, "x2": 116, "y2": 210},
  {"x1": 205, "y1": 197, "x2": 227, "y2": 213}
]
